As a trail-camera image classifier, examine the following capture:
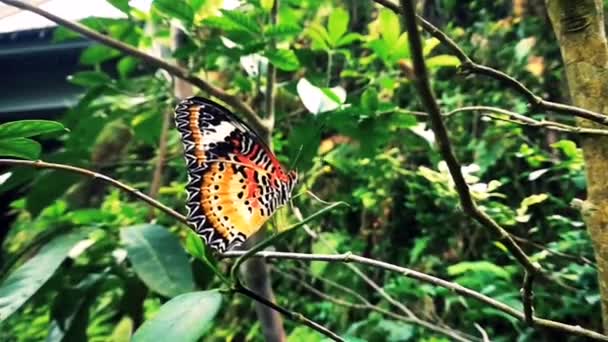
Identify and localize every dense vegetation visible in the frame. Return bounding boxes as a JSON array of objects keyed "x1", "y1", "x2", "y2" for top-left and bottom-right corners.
[{"x1": 0, "y1": 0, "x2": 606, "y2": 341}]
